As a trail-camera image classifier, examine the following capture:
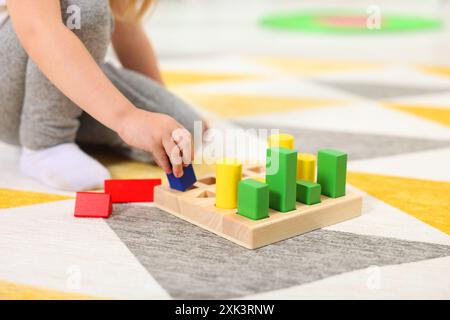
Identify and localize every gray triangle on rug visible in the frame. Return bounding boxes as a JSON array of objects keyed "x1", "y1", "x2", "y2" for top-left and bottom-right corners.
[{"x1": 106, "y1": 205, "x2": 450, "y2": 299}]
